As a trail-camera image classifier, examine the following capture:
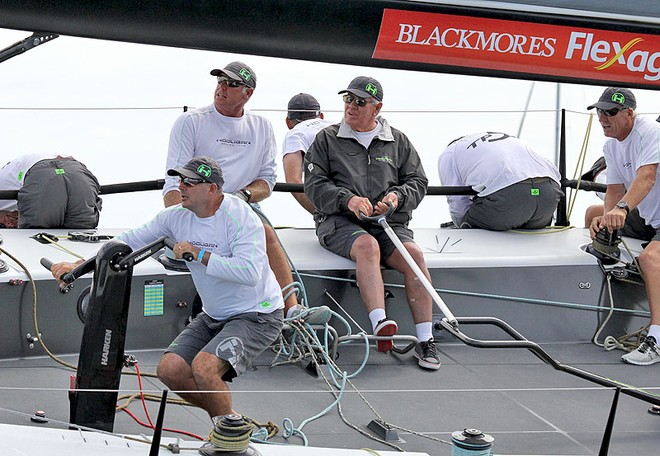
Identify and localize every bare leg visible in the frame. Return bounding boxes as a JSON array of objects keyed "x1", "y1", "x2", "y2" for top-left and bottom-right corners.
[
  {"x1": 350, "y1": 234, "x2": 385, "y2": 313},
  {"x1": 639, "y1": 241, "x2": 660, "y2": 327},
  {"x1": 384, "y1": 242, "x2": 433, "y2": 324},
  {"x1": 157, "y1": 352, "x2": 233, "y2": 417},
  {"x1": 584, "y1": 204, "x2": 604, "y2": 228}
]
